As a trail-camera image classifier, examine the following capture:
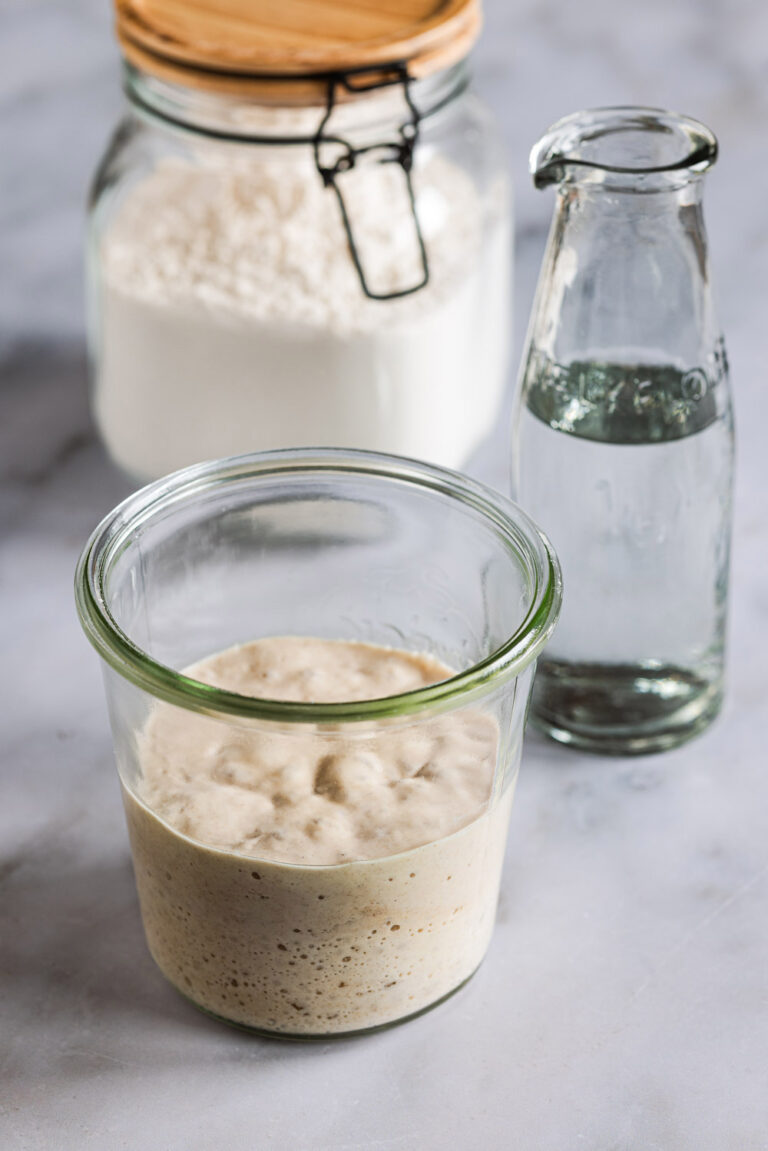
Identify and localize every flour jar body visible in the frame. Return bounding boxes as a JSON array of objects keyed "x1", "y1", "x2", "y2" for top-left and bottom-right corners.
[{"x1": 87, "y1": 59, "x2": 510, "y2": 483}]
